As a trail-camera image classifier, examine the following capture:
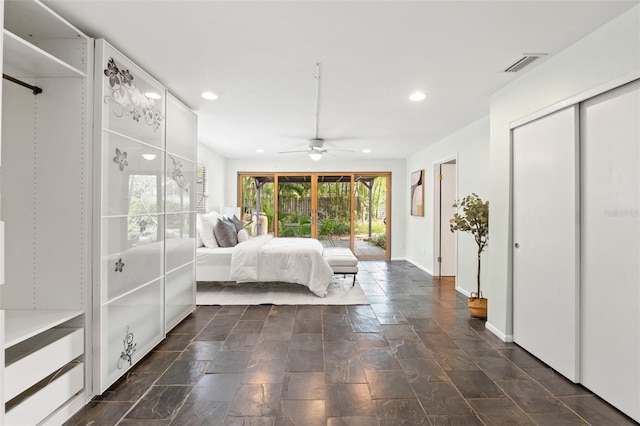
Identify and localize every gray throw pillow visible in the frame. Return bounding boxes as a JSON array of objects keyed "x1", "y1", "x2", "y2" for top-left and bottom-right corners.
[
  {"x1": 227, "y1": 215, "x2": 244, "y2": 232},
  {"x1": 213, "y1": 218, "x2": 238, "y2": 247}
]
